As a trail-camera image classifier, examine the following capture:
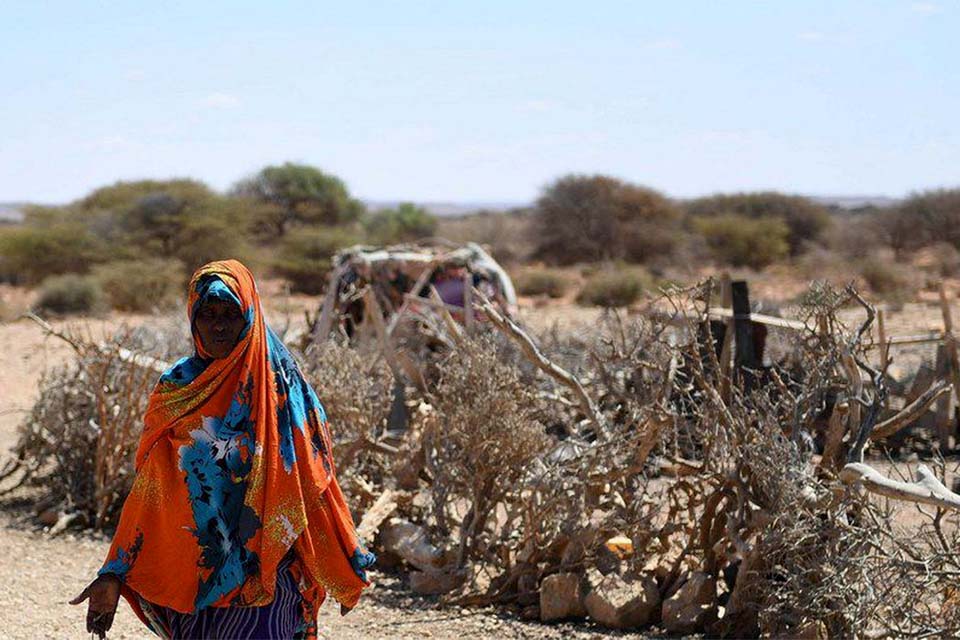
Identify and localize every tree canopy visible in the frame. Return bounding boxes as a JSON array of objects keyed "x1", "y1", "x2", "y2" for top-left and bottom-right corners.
[
  {"x1": 232, "y1": 163, "x2": 364, "y2": 239},
  {"x1": 530, "y1": 174, "x2": 680, "y2": 265}
]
